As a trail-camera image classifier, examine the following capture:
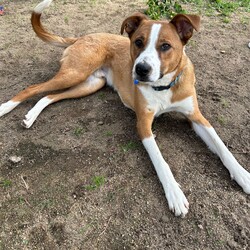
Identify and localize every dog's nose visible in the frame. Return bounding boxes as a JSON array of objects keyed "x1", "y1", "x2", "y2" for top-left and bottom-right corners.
[{"x1": 135, "y1": 62, "x2": 152, "y2": 78}]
